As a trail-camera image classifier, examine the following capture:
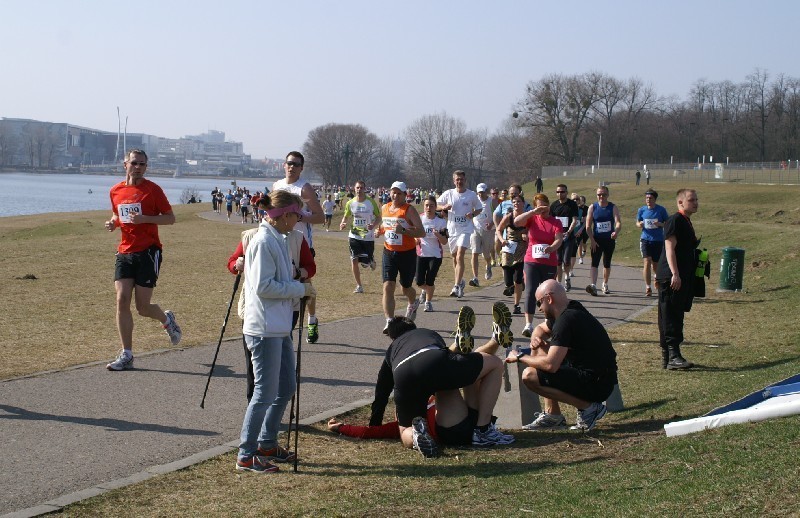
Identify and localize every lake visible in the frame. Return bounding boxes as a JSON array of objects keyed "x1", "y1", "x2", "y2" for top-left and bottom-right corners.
[{"x1": 0, "y1": 173, "x2": 277, "y2": 218}]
